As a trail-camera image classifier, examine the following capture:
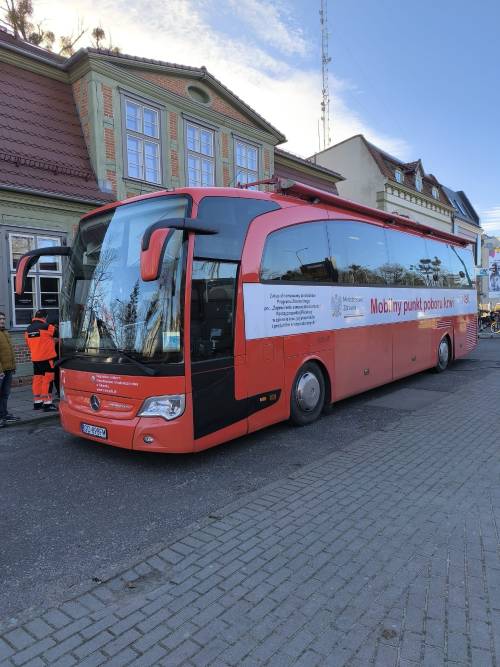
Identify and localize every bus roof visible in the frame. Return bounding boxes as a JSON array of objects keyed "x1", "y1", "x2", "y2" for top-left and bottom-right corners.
[{"x1": 80, "y1": 180, "x2": 470, "y2": 247}]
